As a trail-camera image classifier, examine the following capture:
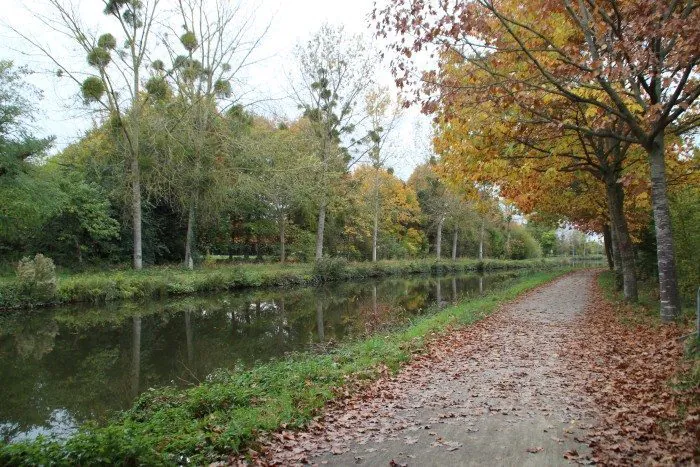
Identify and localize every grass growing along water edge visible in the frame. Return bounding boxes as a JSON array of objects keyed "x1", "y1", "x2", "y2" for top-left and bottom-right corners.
[
  {"x1": 0, "y1": 268, "x2": 574, "y2": 465},
  {"x1": 0, "y1": 256, "x2": 599, "y2": 310}
]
